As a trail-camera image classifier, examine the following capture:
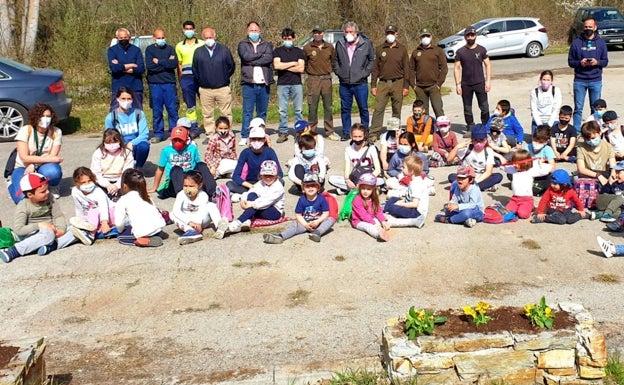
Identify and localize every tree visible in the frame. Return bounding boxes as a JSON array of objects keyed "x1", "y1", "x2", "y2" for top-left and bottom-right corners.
[{"x1": 0, "y1": 0, "x2": 40, "y2": 62}]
